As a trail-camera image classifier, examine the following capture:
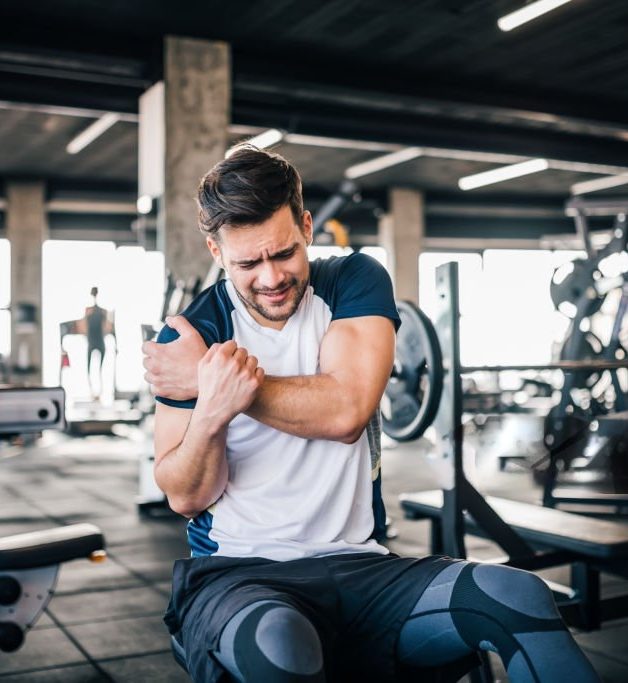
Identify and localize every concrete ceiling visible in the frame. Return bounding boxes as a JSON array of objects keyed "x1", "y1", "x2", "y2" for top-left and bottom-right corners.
[{"x1": 0, "y1": 0, "x2": 627, "y2": 242}]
